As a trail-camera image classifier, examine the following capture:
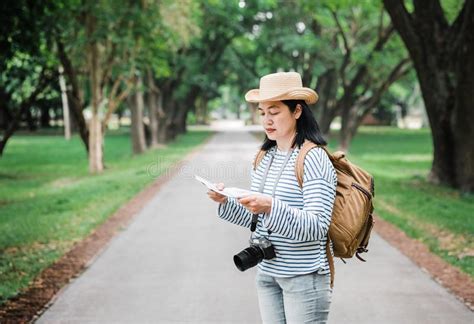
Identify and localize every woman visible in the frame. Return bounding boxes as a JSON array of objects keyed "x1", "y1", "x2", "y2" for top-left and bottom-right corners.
[{"x1": 208, "y1": 72, "x2": 337, "y2": 323}]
